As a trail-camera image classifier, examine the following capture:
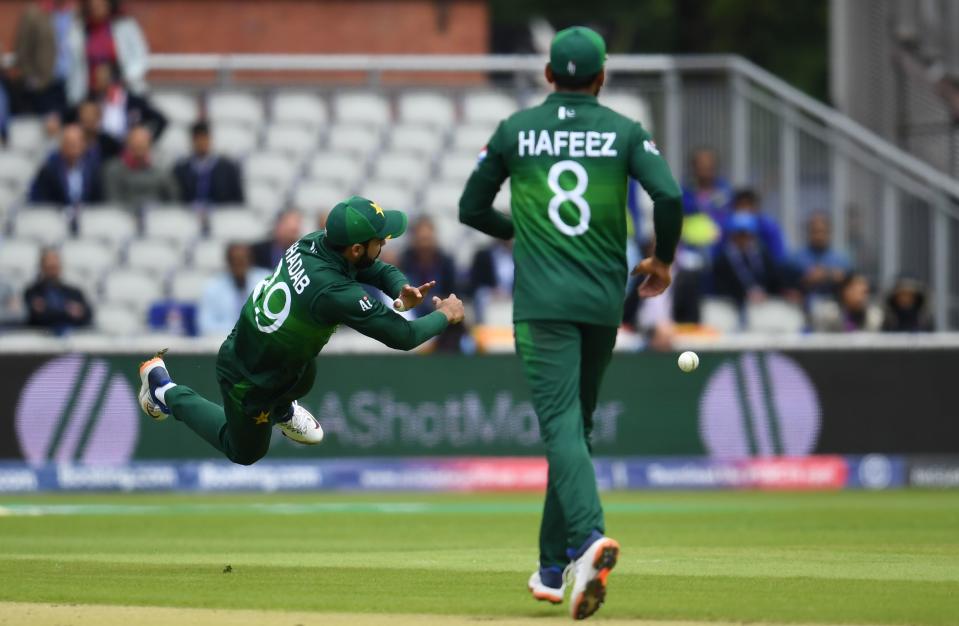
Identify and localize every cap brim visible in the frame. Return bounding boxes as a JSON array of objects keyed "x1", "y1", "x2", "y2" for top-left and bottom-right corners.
[{"x1": 376, "y1": 210, "x2": 407, "y2": 240}]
